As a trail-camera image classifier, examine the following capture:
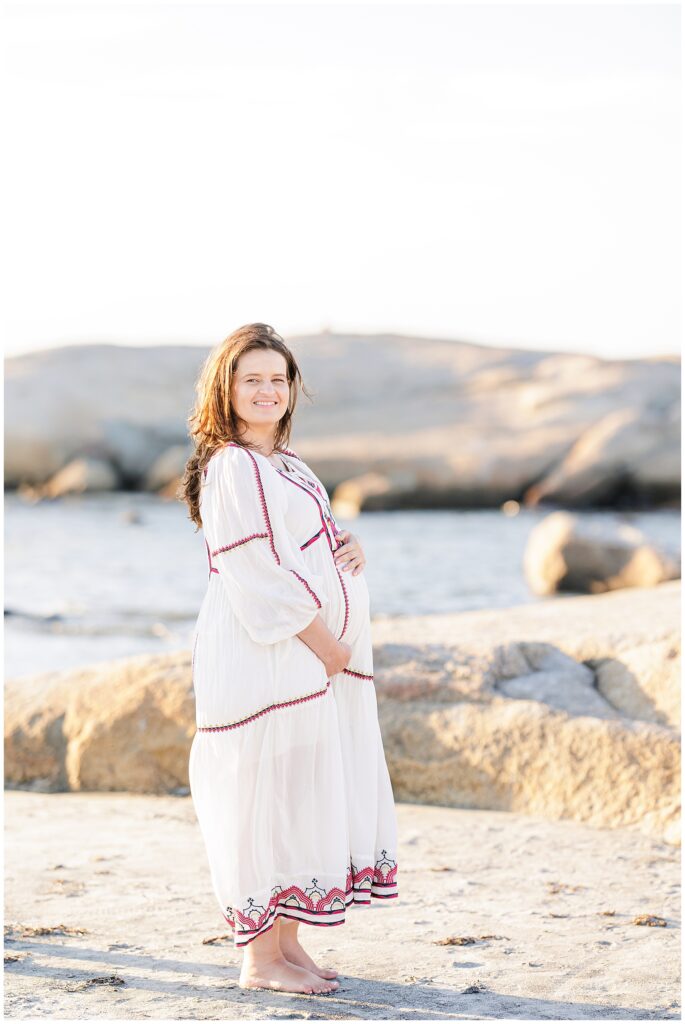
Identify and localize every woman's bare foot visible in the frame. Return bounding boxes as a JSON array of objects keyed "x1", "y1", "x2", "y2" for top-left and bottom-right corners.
[
  {"x1": 238, "y1": 953, "x2": 337, "y2": 994},
  {"x1": 277, "y1": 918, "x2": 339, "y2": 980}
]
